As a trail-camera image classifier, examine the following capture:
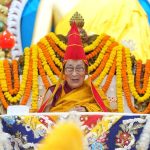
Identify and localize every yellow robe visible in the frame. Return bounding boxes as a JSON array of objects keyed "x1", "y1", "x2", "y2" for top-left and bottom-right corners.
[{"x1": 50, "y1": 80, "x2": 109, "y2": 112}]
